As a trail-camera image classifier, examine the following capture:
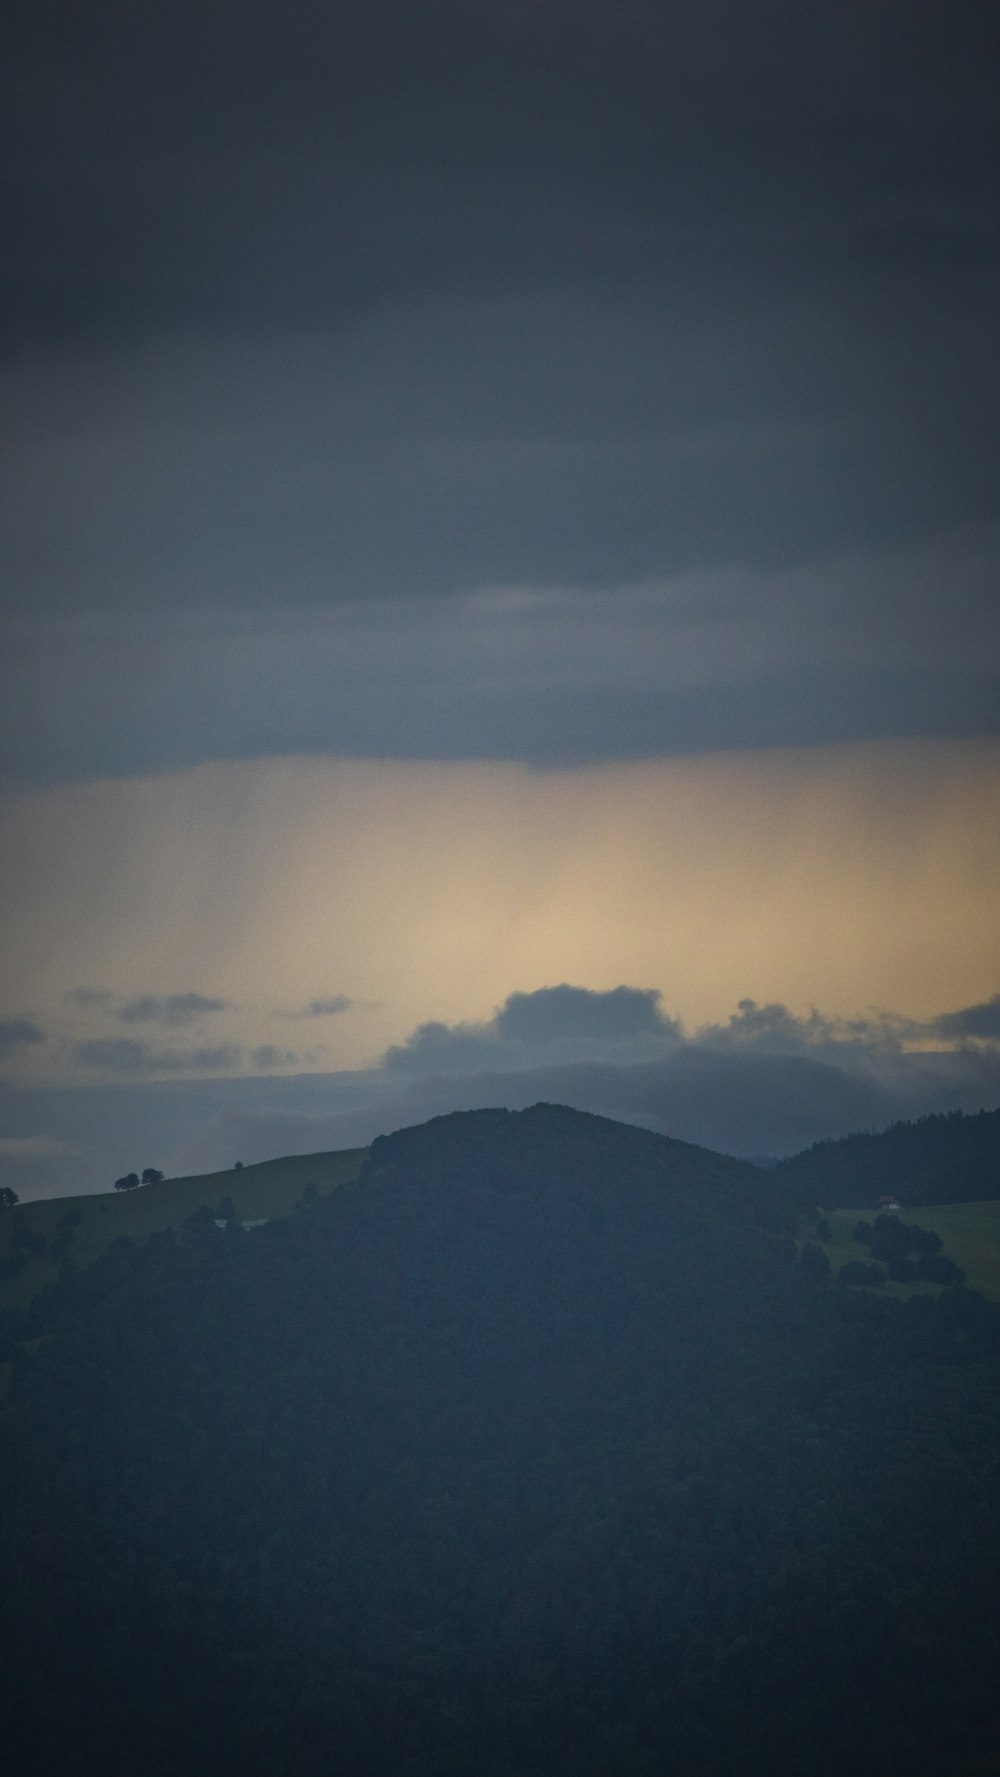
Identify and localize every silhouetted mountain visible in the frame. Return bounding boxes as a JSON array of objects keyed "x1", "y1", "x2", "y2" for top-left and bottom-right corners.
[
  {"x1": 777, "y1": 1106, "x2": 1000, "y2": 1207},
  {"x1": 2, "y1": 1103, "x2": 999, "y2": 1777}
]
